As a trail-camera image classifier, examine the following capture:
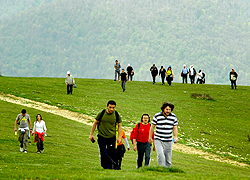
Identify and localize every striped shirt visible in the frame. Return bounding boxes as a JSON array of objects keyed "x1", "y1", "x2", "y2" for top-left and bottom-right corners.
[{"x1": 152, "y1": 112, "x2": 178, "y2": 142}]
